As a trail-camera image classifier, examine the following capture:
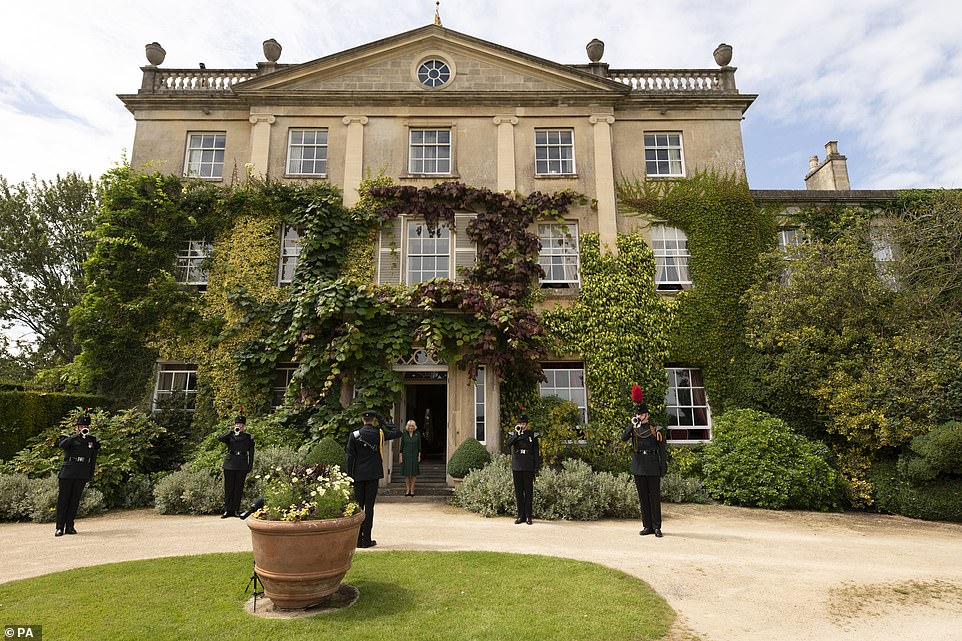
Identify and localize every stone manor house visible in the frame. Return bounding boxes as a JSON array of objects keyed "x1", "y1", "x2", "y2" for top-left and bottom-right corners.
[{"x1": 119, "y1": 23, "x2": 880, "y2": 476}]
